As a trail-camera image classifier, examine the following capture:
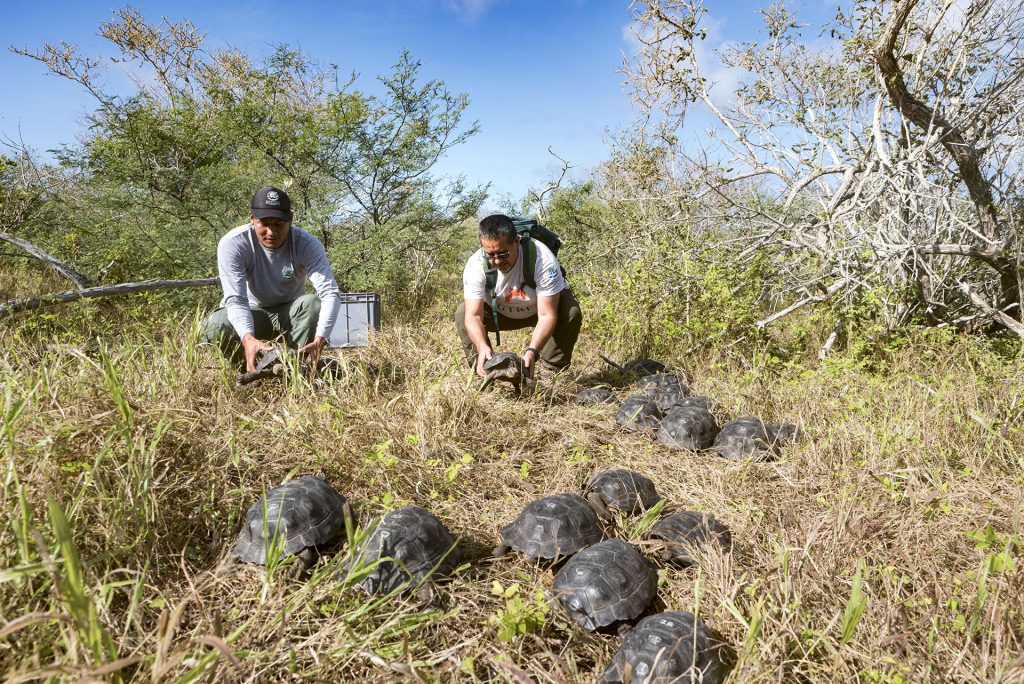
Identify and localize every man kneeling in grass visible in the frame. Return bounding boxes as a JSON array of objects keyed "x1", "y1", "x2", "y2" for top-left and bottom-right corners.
[
  {"x1": 200, "y1": 186, "x2": 341, "y2": 372},
  {"x1": 456, "y1": 213, "x2": 583, "y2": 379}
]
